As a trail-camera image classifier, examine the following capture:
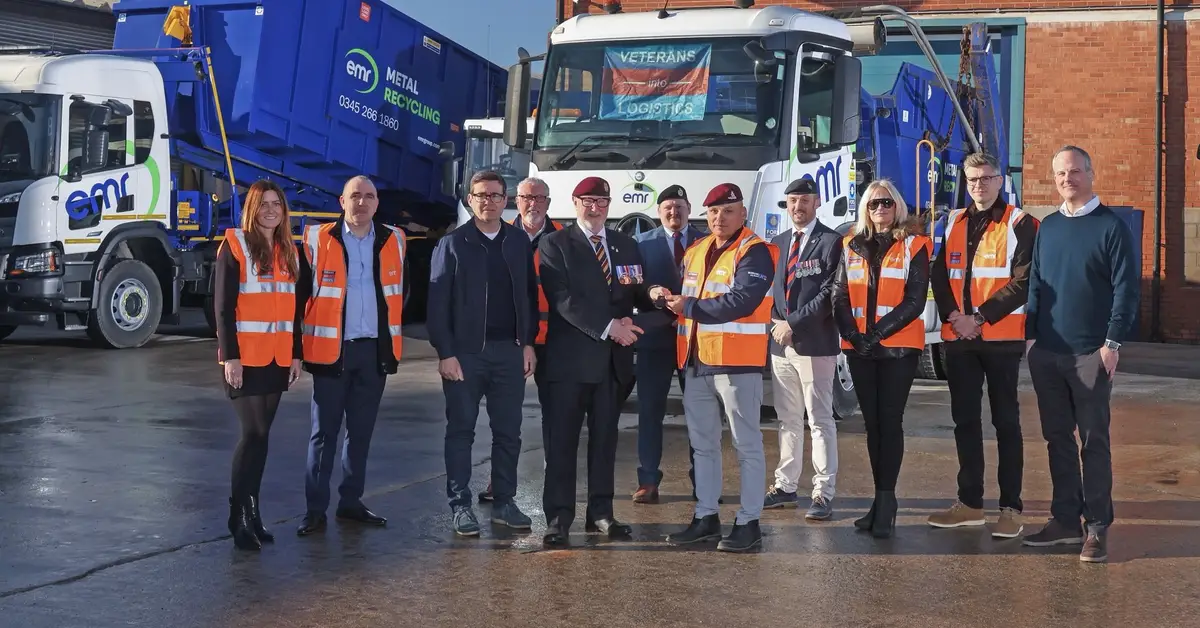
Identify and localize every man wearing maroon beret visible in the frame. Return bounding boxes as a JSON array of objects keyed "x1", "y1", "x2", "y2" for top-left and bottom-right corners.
[
  {"x1": 536, "y1": 175, "x2": 671, "y2": 548},
  {"x1": 663, "y1": 182, "x2": 779, "y2": 552}
]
